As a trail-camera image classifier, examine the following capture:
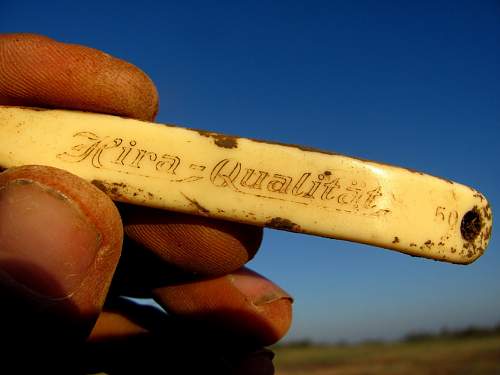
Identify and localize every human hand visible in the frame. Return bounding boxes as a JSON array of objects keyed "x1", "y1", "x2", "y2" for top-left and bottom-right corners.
[{"x1": 0, "y1": 33, "x2": 292, "y2": 374}]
